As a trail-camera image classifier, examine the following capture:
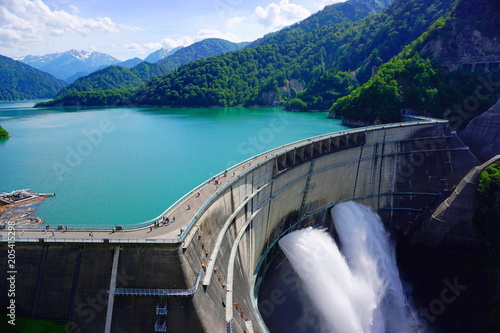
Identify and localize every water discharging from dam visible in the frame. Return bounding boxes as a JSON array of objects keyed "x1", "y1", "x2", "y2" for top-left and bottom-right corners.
[{"x1": 278, "y1": 201, "x2": 423, "y2": 333}]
